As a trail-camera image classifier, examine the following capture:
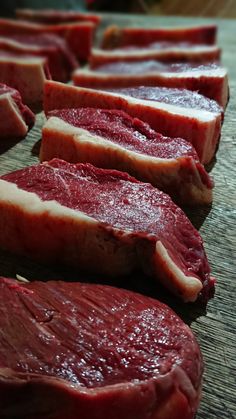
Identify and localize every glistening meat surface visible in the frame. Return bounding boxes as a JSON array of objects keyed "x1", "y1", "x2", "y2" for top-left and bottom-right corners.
[
  {"x1": 0, "y1": 277, "x2": 203, "y2": 419},
  {"x1": 0, "y1": 159, "x2": 215, "y2": 302},
  {"x1": 41, "y1": 108, "x2": 214, "y2": 205}
]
